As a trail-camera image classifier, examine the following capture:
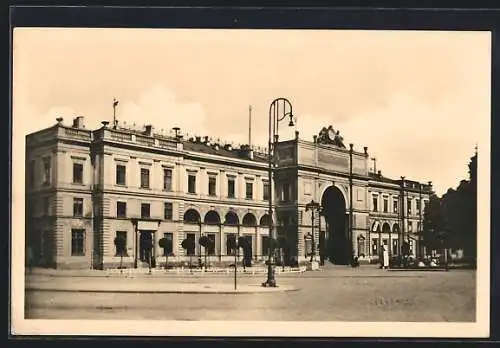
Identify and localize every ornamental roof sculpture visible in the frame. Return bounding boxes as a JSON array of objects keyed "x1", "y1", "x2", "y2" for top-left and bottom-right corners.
[{"x1": 316, "y1": 125, "x2": 346, "y2": 148}]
